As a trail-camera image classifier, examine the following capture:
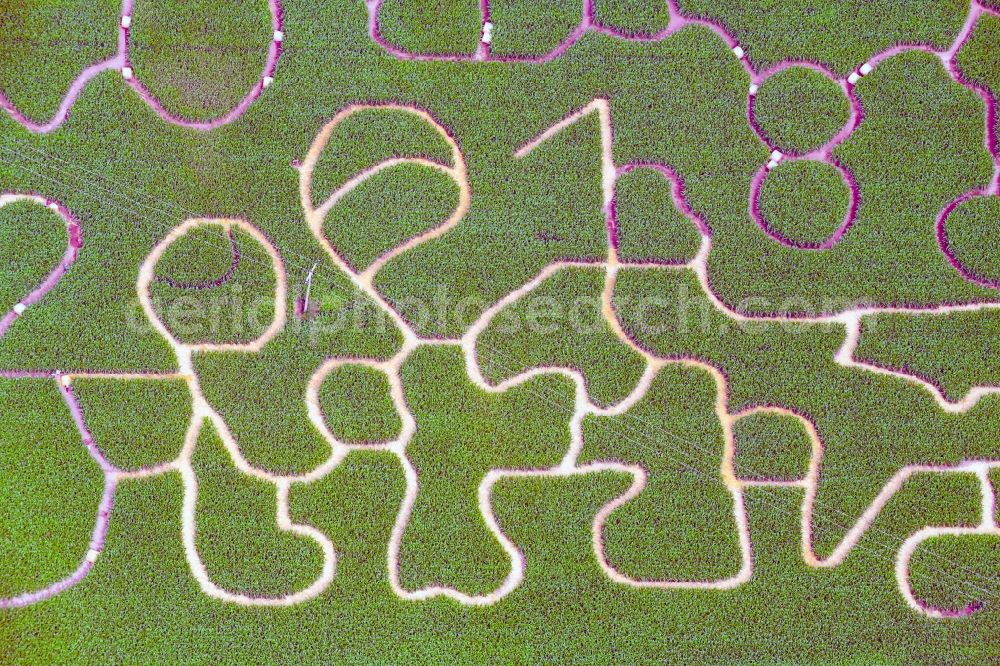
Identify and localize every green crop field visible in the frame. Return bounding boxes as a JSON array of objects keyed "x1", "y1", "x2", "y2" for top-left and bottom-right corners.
[{"x1": 1, "y1": 0, "x2": 999, "y2": 663}]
